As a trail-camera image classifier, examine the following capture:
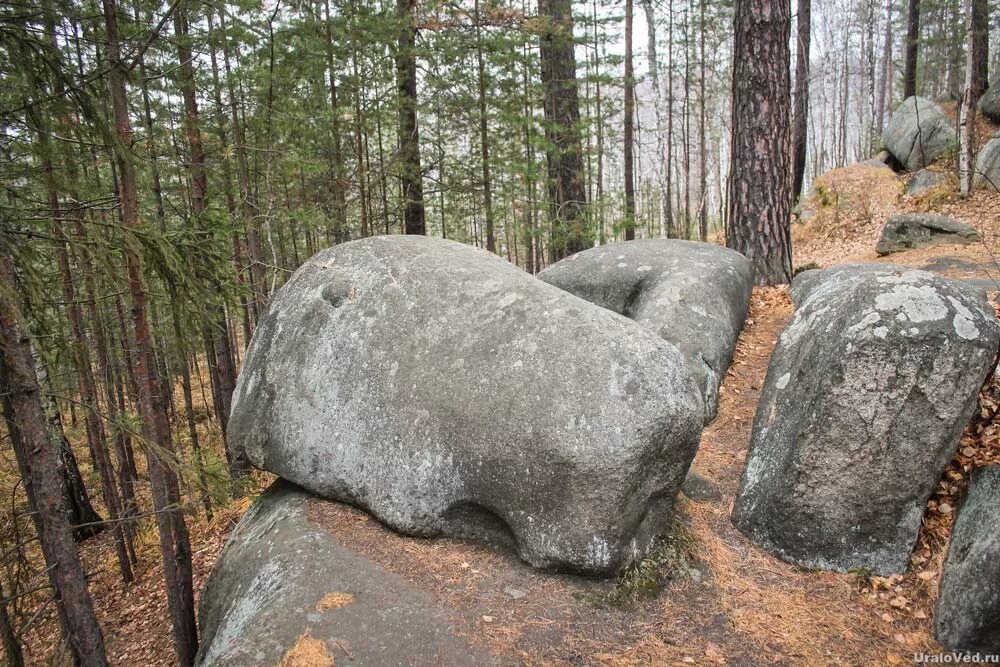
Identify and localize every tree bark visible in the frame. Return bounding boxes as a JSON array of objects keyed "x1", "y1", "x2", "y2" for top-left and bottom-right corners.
[
  {"x1": 791, "y1": 0, "x2": 810, "y2": 204},
  {"x1": 904, "y1": 0, "x2": 921, "y2": 98},
  {"x1": 0, "y1": 250, "x2": 109, "y2": 667},
  {"x1": 539, "y1": 0, "x2": 591, "y2": 258},
  {"x1": 727, "y1": 0, "x2": 793, "y2": 285},
  {"x1": 624, "y1": 0, "x2": 636, "y2": 240},
  {"x1": 396, "y1": 0, "x2": 426, "y2": 234},
  {"x1": 100, "y1": 0, "x2": 199, "y2": 662}
]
